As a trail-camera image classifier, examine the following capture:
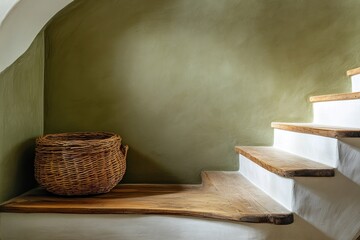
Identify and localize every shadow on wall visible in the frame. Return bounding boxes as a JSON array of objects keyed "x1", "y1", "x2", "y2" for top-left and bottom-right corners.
[
  {"x1": 127, "y1": 149, "x2": 180, "y2": 183},
  {"x1": 44, "y1": 0, "x2": 359, "y2": 183},
  {"x1": 0, "y1": 133, "x2": 38, "y2": 202},
  {"x1": 0, "y1": 138, "x2": 37, "y2": 200}
]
